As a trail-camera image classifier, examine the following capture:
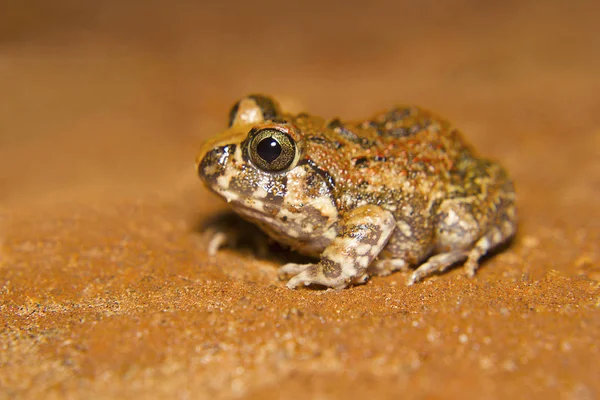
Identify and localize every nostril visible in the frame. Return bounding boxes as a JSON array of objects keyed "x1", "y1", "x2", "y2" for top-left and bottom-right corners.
[{"x1": 212, "y1": 144, "x2": 235, "y2": 162}]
